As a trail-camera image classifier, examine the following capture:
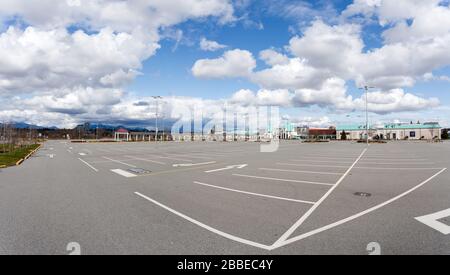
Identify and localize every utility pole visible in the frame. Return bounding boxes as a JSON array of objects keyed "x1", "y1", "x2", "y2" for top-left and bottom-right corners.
[
  {"x1": 257, "y1": 107, "x2": 260, "y2": 142},
  {"x1": 245, "y1": 113, "x2": 250, "y2": 142},
  {"x1": 201, "y1": 111, "x2": 205, "y2": 141},
  {"x1": 359, "y1": 86, "x2": 375, "y2": 146},
  {"x1": 222, "y1": 103, "x2": 227, "y2": 142},
  {"x1": 234, "y1": 112, "x2": 237, "y2": 142},
  {"x1": 152, "y1": 96, "x2": 162, "y2": 142}
]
